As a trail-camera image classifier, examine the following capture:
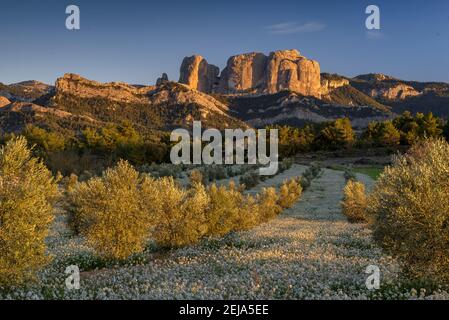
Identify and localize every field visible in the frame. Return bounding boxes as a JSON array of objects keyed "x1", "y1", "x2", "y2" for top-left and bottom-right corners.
[{"x1": 2, "y1": 161, "x2": 448, "y2": 300}]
